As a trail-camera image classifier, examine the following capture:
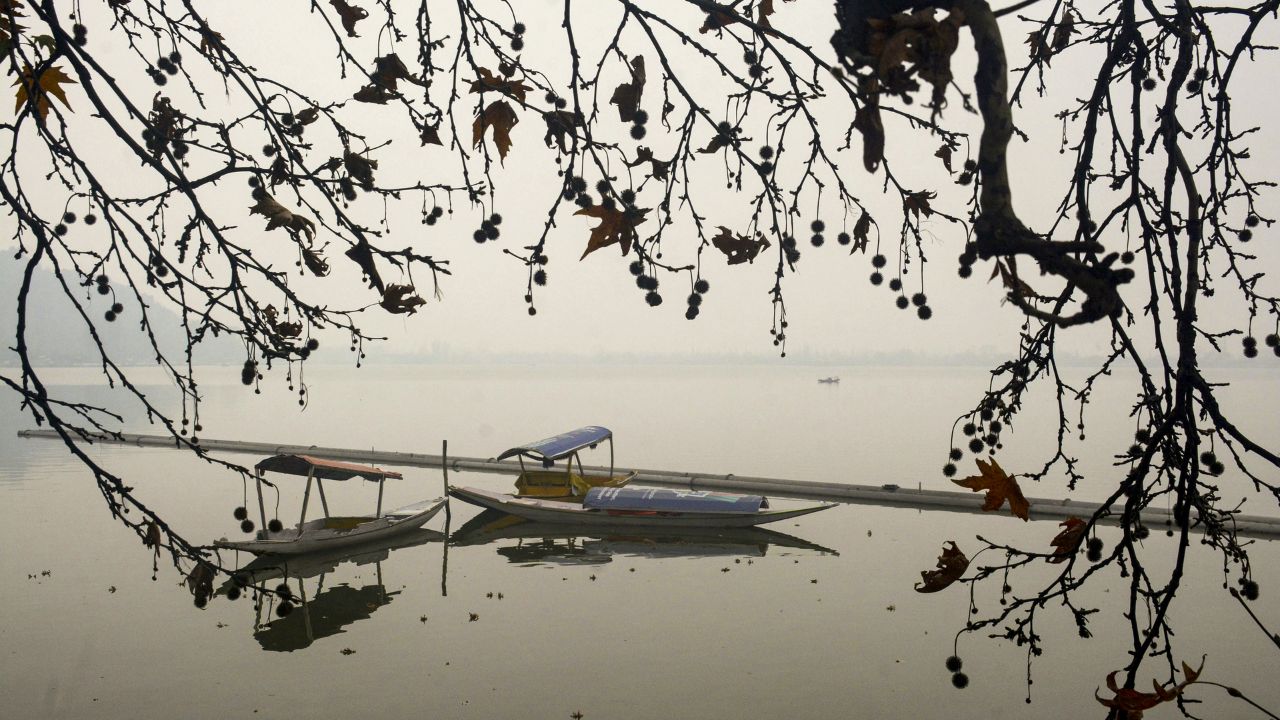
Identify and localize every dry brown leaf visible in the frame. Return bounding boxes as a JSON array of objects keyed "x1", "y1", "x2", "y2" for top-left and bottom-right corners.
[
  {"x1": 13, "y1": 64, "x2": 74, "y2": 122},
  {"x1": 470, "y1": 67, "x2": 529, "y2": 103},
  {"x1": 329, "y1": 0, "x2": 368, "y2": 37},
  {"x1": 372, "y1": 53, "x2": 423, "y2": 91},
  {"x1": 711, "y1": 226, "x2": 770, "y2": 265},
  {"x1": 626, "y1": 146, "x2": 670, "y2": 181},
  {"x1": 343, "y1": 151, "x2": 377, "y2": 190},
  {"x1": 1096, "y1": 660, "x2": 1204, "y2": 719},
  {"x1": 1052, "y1": 11, "x2": 1077, "y2": 54},
  {"x1": 472, "y1": 100, "x2": 519, "y2": 161},
  {"x1": 420, "y1": 123, "x2": 442, "y2": 146},
  {"x1": 1048, "y1": 517, "x2": 1086, "y2": 563},
  {"x1": 142, "y1": 520, "x2": 163, "y2": 558},
  {"x1": 301, "y1": 247, "x2": 330, "y2": 277},
  {"x1": 576, "y1": 204, "x2": 649, "y2": 259},
  {"x1": 353, "y1": 84, "x2": 396, "y2": 104},
  {"x1": 381, "y1": 284, "x2": 426, "y2": 315},
  {"x1": 609, "y1": 56, "x2": 645, "y2": 123},
  {"x1": 935, "y1": 144, "x2": 954, "y2": 173},
  {"x1": 543, "y1": 110, "x2": 582, "y2": 153},
  {"x1": 914, "y1": 540, "x2": 969, "y2": 593},
  {"x1": 852, "y1": 211, "x2": 872, "y2": 253},
  {"x1": 853, "y1": 103, "x2": 884, "y2": 172},
  {"x1": 952, "y1": 457, "x2": 1031, "y2": 521},
  {"x1": 902, "y1": 190, "x2": 936, "y2": 219},
  {"x1": 249, "y1": 193, "x2": 315, "y2": 240},
  {"x1": 345, "y1": 241, "x2": 384, "y2": 292},
  {"x1": 698, "y1": 3, "x2": 740, "y2": 33},
  {"x1": 199, "y1": 28, "x2": 224, "y2": 55}
]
